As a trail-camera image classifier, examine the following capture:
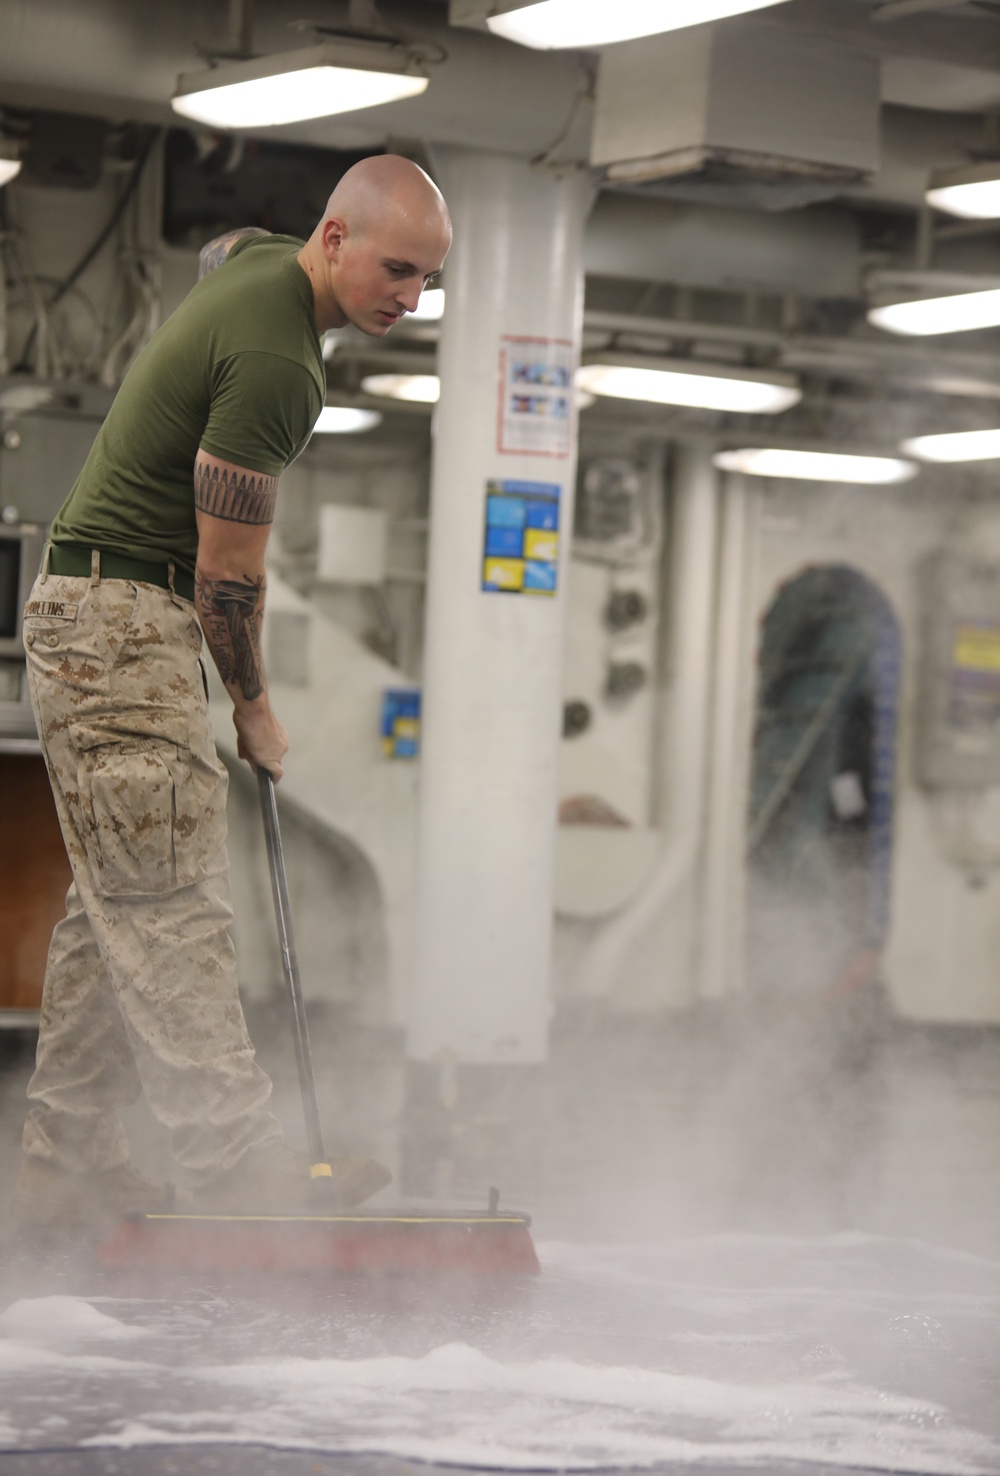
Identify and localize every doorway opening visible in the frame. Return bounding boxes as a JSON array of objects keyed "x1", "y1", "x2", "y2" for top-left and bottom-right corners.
[{"x1": 747, "y1": 564, "x2": 901, "y2": 996}]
